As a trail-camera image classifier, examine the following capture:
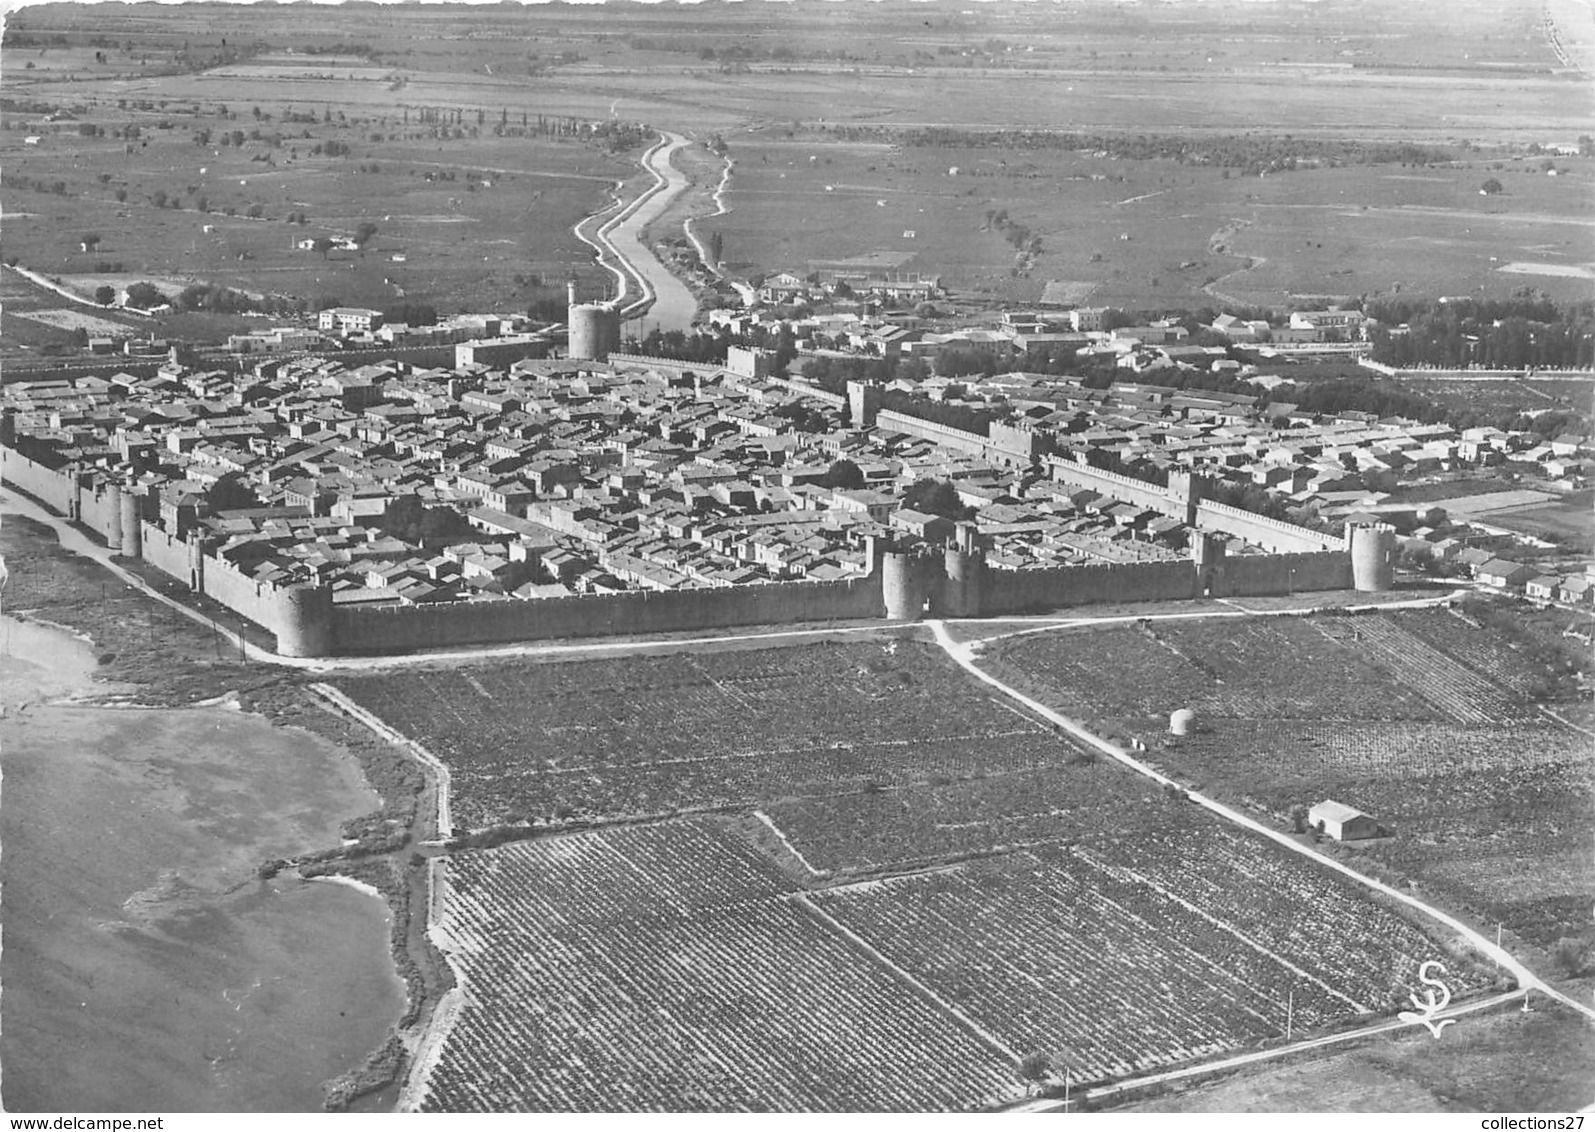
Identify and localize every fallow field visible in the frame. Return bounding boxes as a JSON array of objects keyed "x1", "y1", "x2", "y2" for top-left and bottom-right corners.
[
  {"x1": 7, "y1": 0, "x2": 1591, "y2": 324},
  {"x1": 702, "y1": 135, "x2": 1595, "y2": 310},
  {"x1": 0, "y1": 99, "x2": 633, "y2": 328}
]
